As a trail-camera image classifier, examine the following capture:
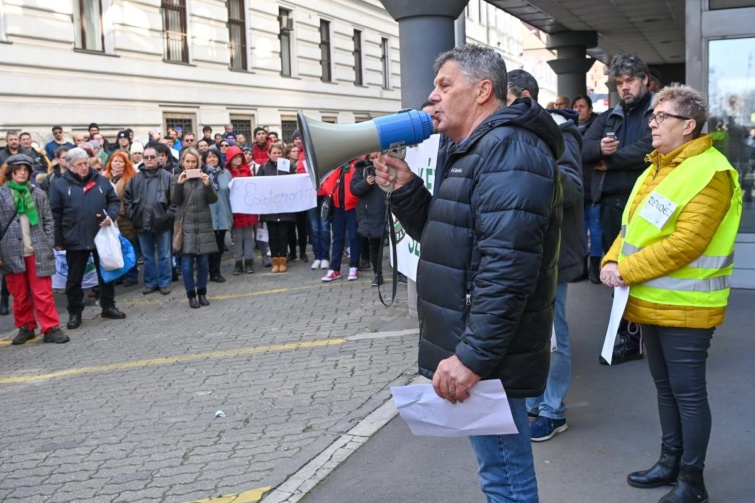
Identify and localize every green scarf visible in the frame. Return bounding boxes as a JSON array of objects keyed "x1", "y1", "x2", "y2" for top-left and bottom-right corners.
[{"x1": 7, "y1": 181, "x2": 39, "y2": 226}]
